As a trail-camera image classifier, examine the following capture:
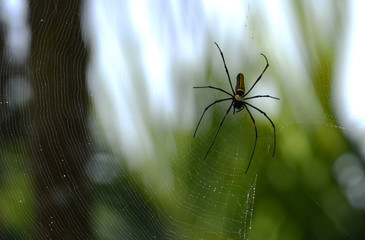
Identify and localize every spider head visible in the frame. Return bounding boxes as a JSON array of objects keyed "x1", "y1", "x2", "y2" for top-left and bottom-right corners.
[{"x1": 235, "y1": 73, "x2": 245, "y2": 96}]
